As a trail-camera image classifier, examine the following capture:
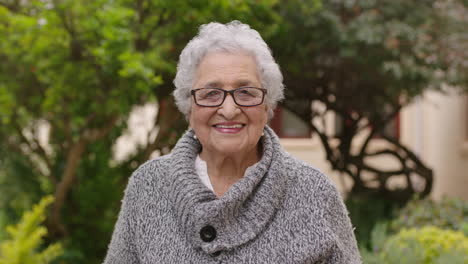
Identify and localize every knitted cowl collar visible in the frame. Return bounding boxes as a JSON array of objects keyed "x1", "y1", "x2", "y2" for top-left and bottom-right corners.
[{"x1": 168, "y1": 126, "x2": 288, "y2": 254}]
